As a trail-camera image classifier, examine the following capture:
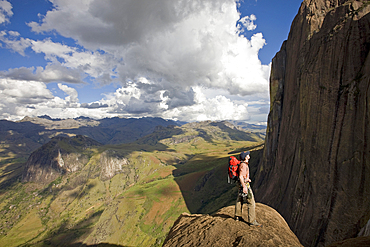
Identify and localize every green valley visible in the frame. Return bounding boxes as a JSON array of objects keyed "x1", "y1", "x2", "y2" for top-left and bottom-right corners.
[{"x1": 0, "y1": 120, "x2": 264, "y2": 246}]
